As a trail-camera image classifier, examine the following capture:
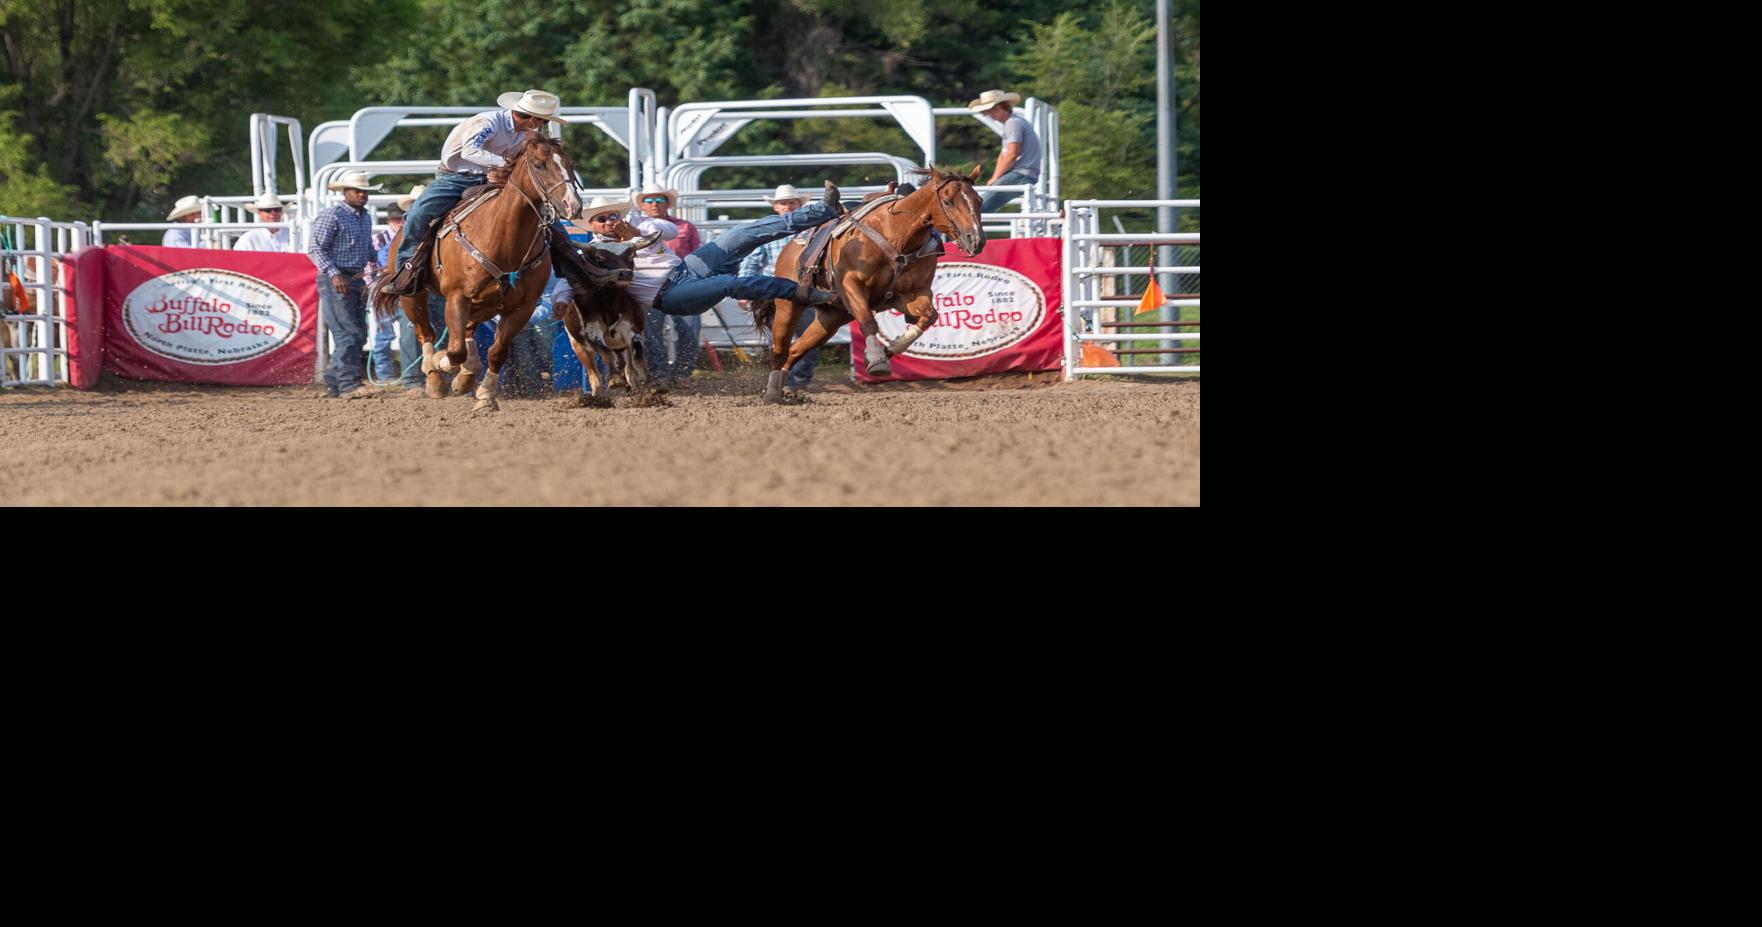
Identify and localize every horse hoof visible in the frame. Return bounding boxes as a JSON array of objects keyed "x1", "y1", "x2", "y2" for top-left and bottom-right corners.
[
  {"x1": 866, "y1": 360, "x2": 892, "y2": 377},
  {"x1": 425, "y1": 372, "x2": 448, "y2": 399},
  {"x1": 472, "y1": 398, "x2": 500, "y2": 414},
  {"x1": 451, "y1": 374, "x2": 477, "y2": 397}
]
